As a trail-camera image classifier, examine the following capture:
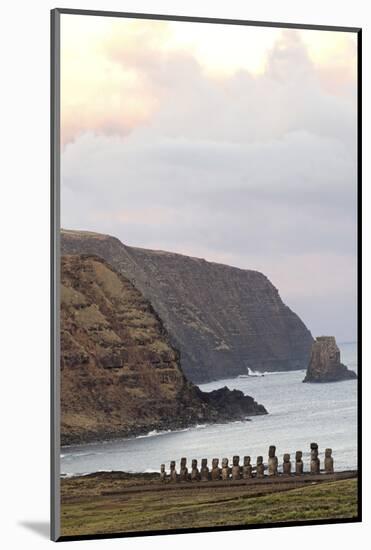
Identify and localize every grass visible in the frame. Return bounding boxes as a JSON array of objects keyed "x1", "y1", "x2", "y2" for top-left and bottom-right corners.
[{"x1": 60, "y1": 475, "x2": 358, "y2": 537}]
